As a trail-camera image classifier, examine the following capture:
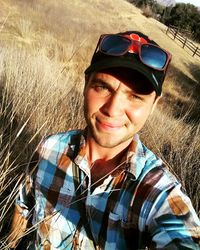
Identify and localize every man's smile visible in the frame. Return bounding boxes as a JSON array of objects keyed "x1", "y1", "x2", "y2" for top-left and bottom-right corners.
[{"x1": 96, "y1": 118, "x2": 124, "y2": 132}]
